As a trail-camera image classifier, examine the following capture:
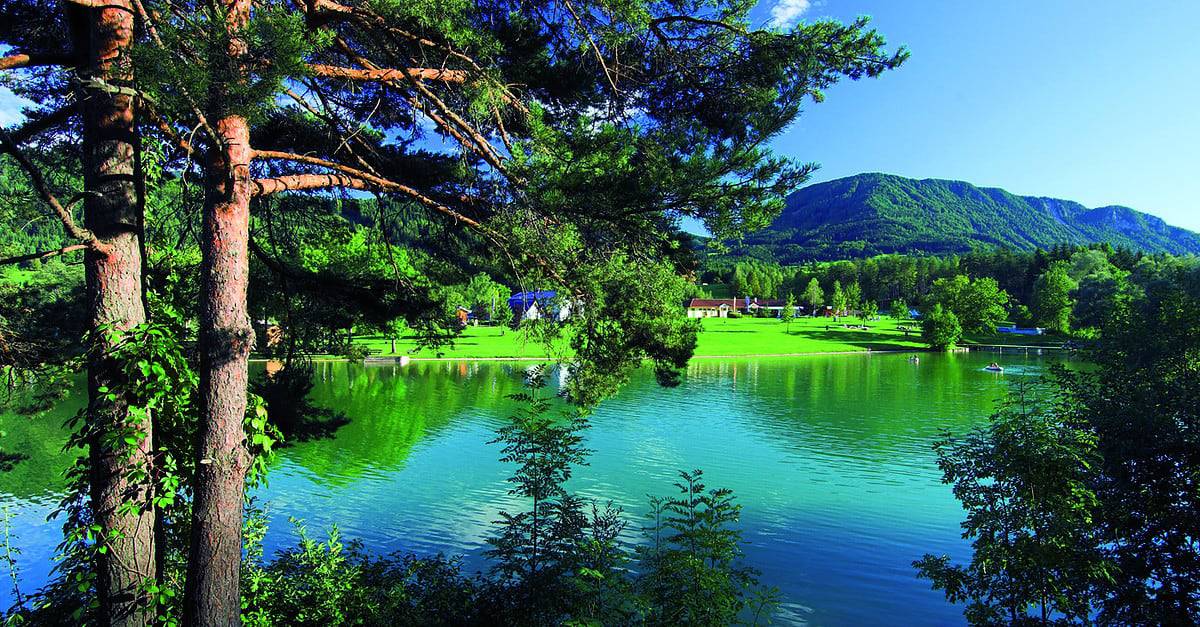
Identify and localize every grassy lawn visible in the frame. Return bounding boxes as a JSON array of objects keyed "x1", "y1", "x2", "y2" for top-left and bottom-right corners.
[
  {"x1": 354, "y1": 326, "x2": 561, "y2": 359},
  {"x1": 353, "y1": 315, "x2": 930, "y2": 359},
  {"x1": 343, "y1": 315, "x2": 1071, "y2": 360},
  {"x1": 692, "y1": 315, "x2": 926, "y2": 355}
]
